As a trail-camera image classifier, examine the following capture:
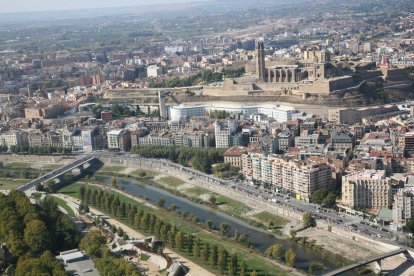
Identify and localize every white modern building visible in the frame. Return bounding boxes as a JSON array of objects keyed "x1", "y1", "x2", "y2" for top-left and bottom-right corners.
[
  {"x1": 147, "y1": 65, "x2": 163, "y2": 78},
  {"x1": 169, "y1": 103, "x2": 300, "y2": 122},
  {"x1": 169, "y1": 105, "x2": 207, "y2": 121}
]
